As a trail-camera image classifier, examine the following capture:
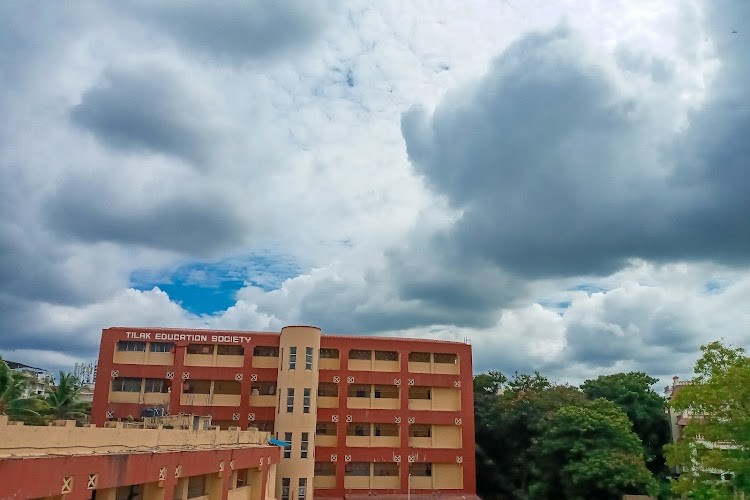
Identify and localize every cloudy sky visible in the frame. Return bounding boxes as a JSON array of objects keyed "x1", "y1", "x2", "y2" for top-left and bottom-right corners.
[{"x1": 1, "y1": 0, "x2": 748, "y2": 386}]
